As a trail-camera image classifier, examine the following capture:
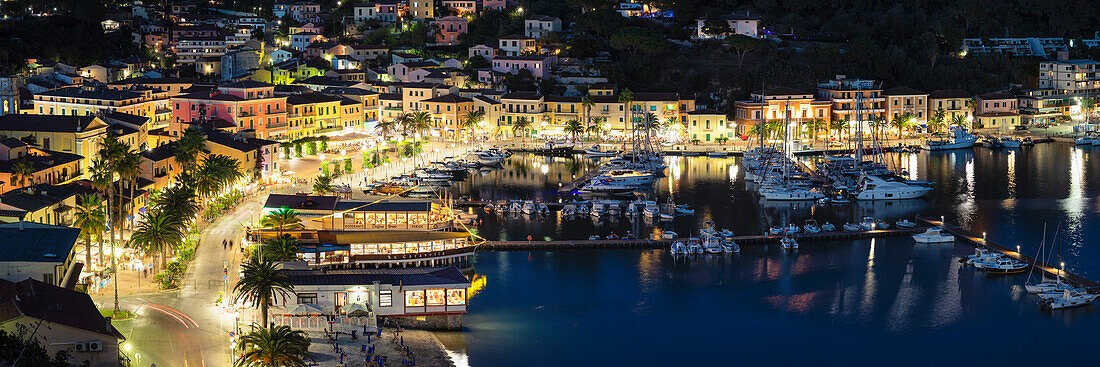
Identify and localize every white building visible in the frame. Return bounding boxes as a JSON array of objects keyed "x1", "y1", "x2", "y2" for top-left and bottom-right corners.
[
  {"x1": 498, "y1": 35, "x2": 536, "y2": 56},
  {"x1": 353, "y1": 4, "x2": 377, "y2": 24},
  {"x1": 273, "y1": 267, "x2": 471, "y2": 330},
  {"x1": 1038, "y1": 59, "x2": 1100, "y2": 93},
  {"x1": 468, "y1": 44, "x2": 495, "y2": 61},
  {"x1": 962, "y1": 38, "x2": 1067, "y2": 57},
  {"x1": 524, "y1": 15, "x2": 561, "y2": 39},
  {"x1": 694, "y1": 12, "x2": 759, "y2": 39}
]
